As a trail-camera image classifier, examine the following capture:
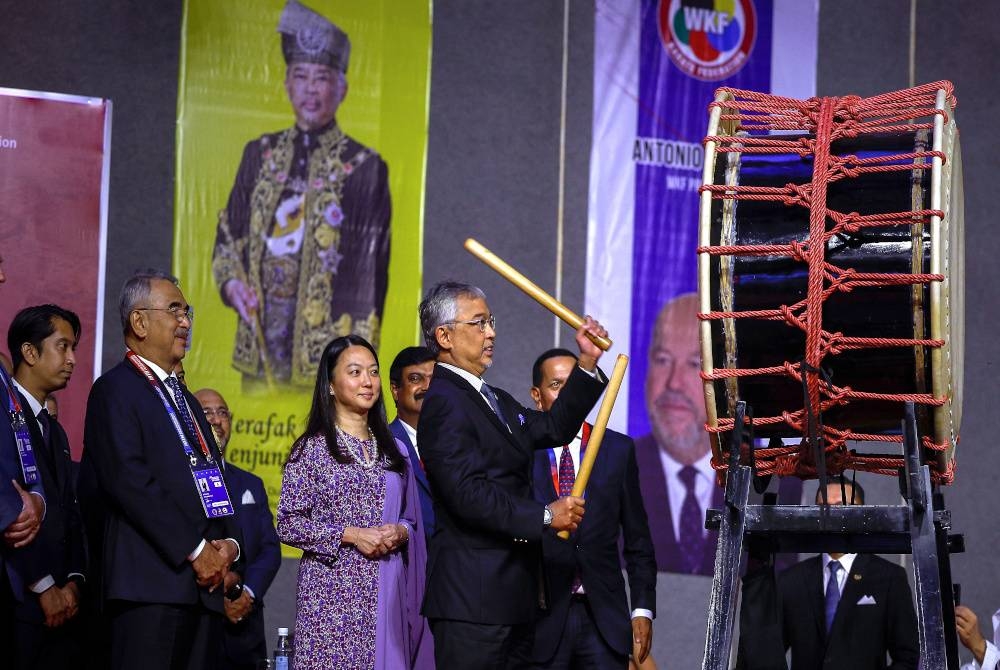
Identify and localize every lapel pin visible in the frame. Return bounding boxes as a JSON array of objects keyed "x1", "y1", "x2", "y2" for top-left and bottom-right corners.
[{"x1": 853, "y1": 574, "x2": 862, "y2": 581}]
